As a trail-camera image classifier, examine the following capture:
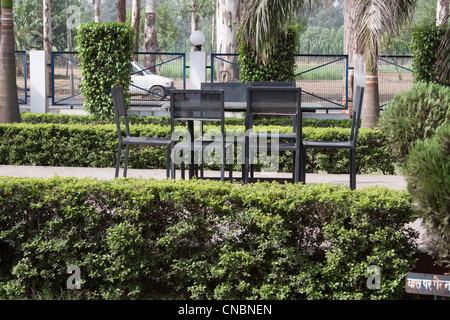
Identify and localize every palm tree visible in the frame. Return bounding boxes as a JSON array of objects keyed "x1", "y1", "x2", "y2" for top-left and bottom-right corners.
[
  {"x1": 239, "y1": 0, "x2": 416, "y2": 127},
  {"x1": 0, "y1": 0, "x2": 21, "y2": 123},
  {"x1": 356, "y1": 0, "x2": 416, "y2": 127}
]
